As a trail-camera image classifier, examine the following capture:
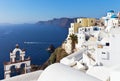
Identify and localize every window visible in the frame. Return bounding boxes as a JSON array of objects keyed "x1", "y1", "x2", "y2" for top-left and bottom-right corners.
[
  {"x1": 113, "y1": 23, "x2": 114, "y2": 25},
  {"x1": 101, "y1": 52, "x2": 110, "y2": 60},
  {"x1": 98, "y1": 36, "x2": 102, "y2": 41},
  {"x1": 91, "y1": 20, "x2": 93, "y2": 23},
  {"x1": 10, "y1": 58, "x2": 12, "y2": 62},
  {"x1": 93, "y1": 27, "x2": 99, "y2": 31},
  {"x1": 102, "y1": 52, "x2": 106, "y2": 54},
  {"x1": 88, "y1": 28, "x2": 90, "y2": 31},
  {"x1": 106, "y1": 43, "x2": 110, "y2": 46},
  {"x1": 85, "y1": 28, "x2": 87, "y2": 32}
]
